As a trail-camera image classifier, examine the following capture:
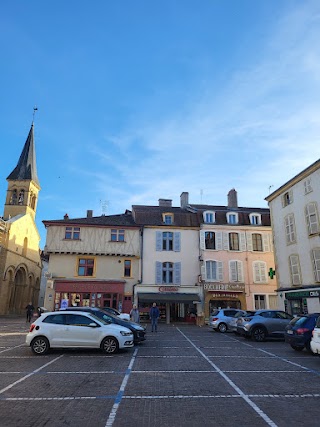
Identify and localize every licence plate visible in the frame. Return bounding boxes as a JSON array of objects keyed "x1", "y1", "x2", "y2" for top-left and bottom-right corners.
[{"x1": 287, "y1": 330, "x2": 293, "y2": 334}]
